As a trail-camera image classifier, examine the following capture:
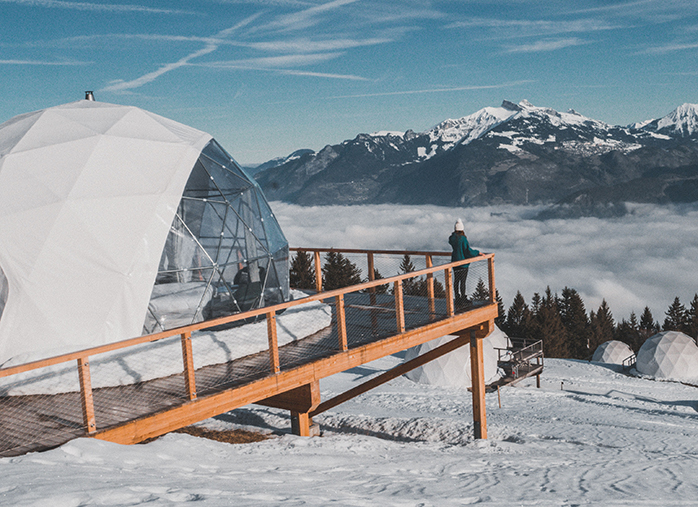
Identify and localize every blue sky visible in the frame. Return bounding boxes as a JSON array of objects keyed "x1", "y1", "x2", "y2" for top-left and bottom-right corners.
[{"x1": 1, "y1": 0, "x2": 697, "y2": 165}]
